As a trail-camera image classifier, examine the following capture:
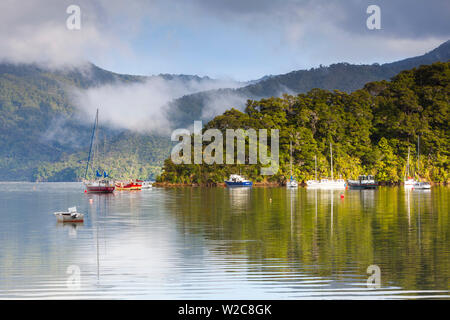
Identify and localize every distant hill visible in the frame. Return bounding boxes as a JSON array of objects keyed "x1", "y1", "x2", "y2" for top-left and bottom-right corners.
[
  {"x1": 169, "y1": 40, "x2": 450, "y2": 127},
  {"x1": 0, "y1": 40, "x2": 449, "y2": 181},
  {"x1": 0, "y1": 63, "x2": 223, "y2": 180}
]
